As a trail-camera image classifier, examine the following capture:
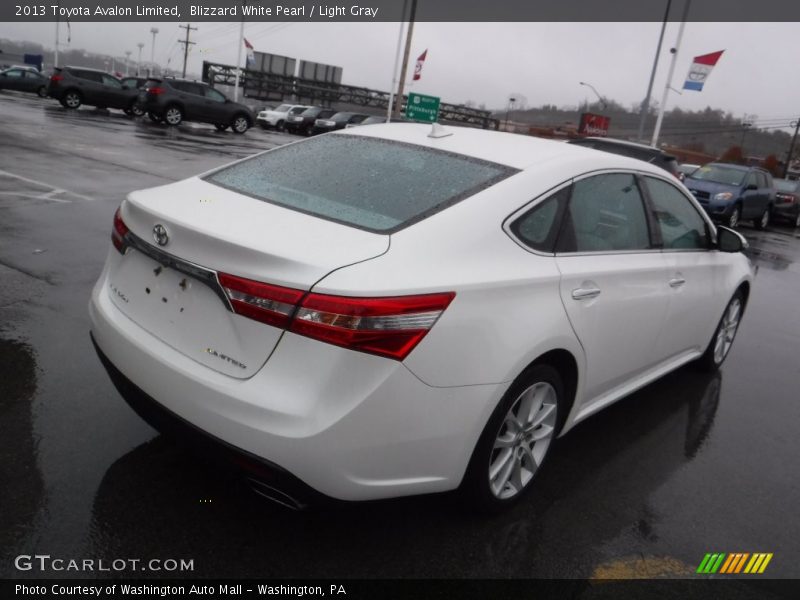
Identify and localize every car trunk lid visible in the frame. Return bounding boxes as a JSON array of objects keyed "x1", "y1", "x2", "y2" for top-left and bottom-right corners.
[{"x1": 107, "y1": 176, "x2": 389, "y2": 379}]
